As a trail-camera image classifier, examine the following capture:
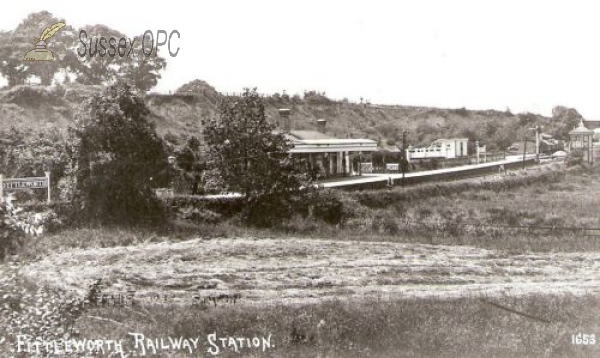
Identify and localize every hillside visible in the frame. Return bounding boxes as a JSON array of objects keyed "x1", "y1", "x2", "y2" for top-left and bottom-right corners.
[{"x1": 0, "y1": 81, "x2": 575, "y2": 151}]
